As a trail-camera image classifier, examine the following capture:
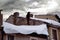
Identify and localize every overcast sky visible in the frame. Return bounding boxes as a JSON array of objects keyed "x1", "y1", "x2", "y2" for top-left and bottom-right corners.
[{"x1": 0, "y1": 0, "x2": 60, "y2": 20}]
